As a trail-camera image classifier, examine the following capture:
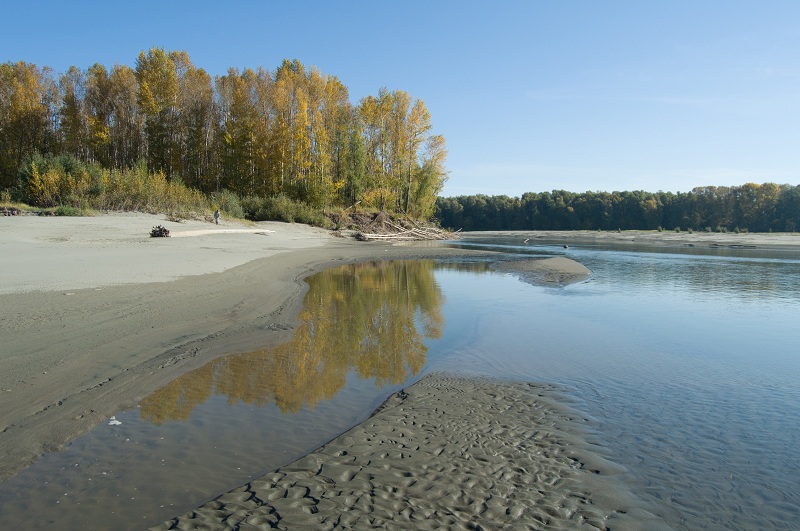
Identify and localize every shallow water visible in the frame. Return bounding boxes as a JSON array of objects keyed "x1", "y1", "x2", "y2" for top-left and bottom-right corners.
[
  {"x1": 1, "y1": 242, "x2": 799, "y2": 529},
  {"x1": 438, "y1": 239, "x2": 800, "y2": 529}
]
